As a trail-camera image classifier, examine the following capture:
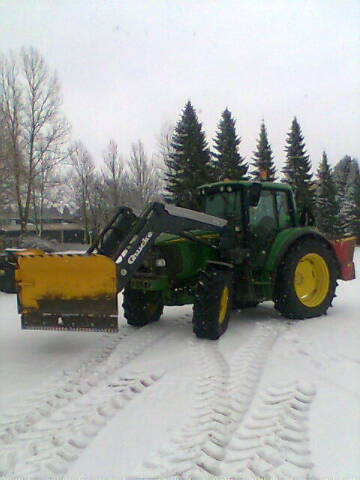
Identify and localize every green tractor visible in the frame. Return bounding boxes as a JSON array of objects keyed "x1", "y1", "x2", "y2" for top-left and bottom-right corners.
[{"x1": 16, "y1": 181, "x2": 356, "y2": 339}]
